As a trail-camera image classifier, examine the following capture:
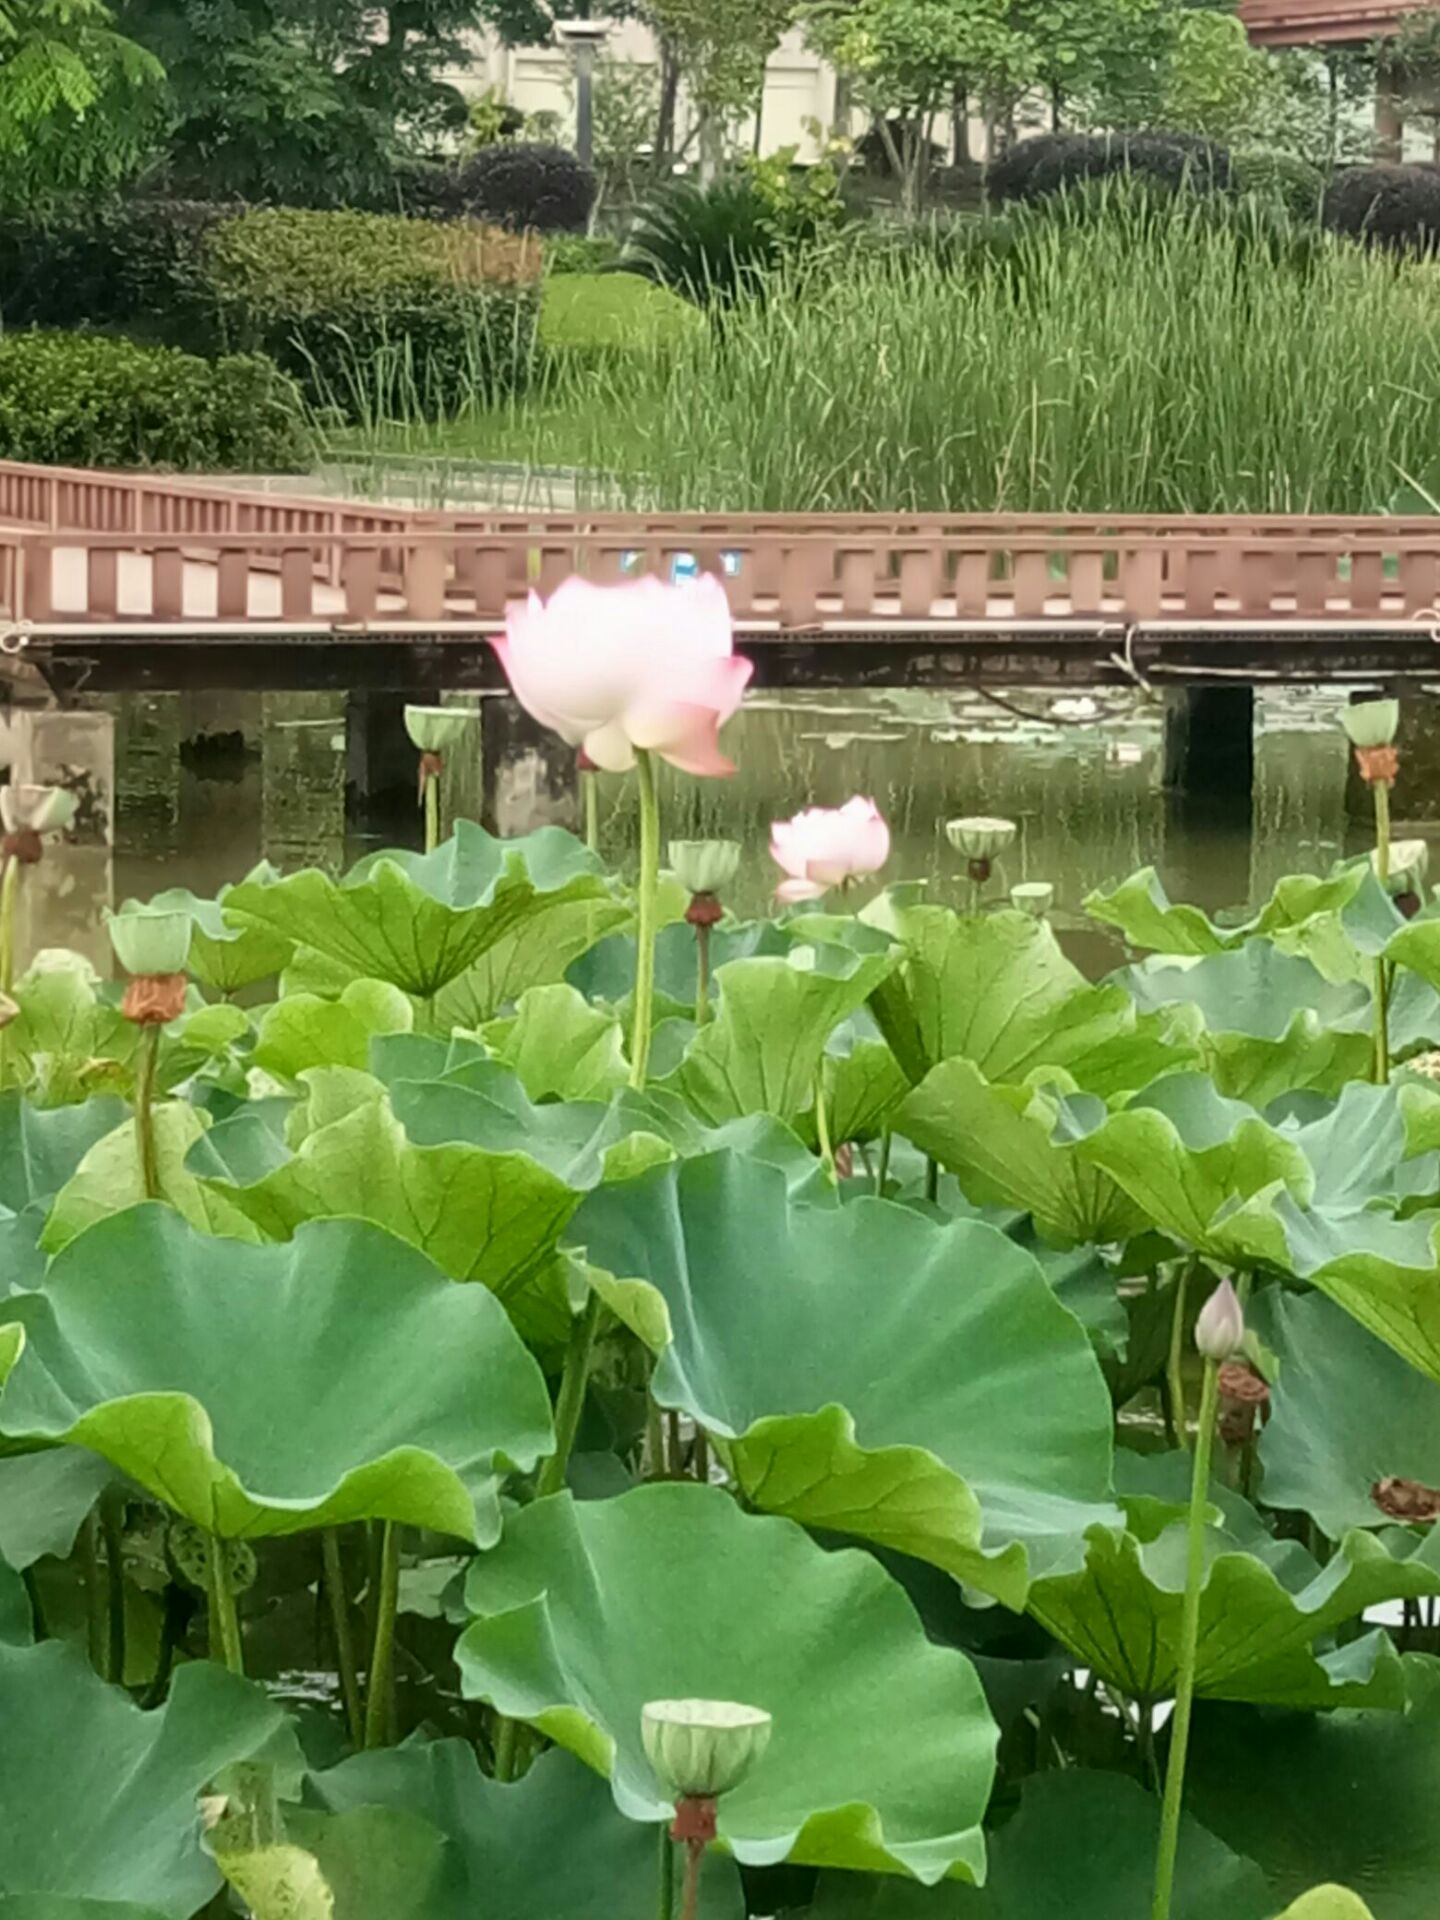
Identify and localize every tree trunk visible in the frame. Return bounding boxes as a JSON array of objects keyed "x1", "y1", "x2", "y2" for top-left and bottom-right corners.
[
  {"x1": 1050, "y1": 82, "x2": 1064, "y2": 132},
  {"x1": 951, "y1": 86, "x2": 970, "y2": 166},
  {"x1": 655, "y1": 39, "x2": 681, "y2": 172},
  {"x1": 698, "y1": 110, "x2": 723, "y2": 185}
]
